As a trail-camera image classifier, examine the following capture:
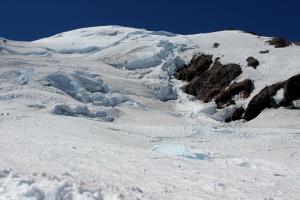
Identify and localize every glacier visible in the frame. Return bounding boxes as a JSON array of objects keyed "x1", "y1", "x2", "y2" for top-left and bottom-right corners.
[{"x1": 0, "y1": 26, "x2": 299, "y2": 200}]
